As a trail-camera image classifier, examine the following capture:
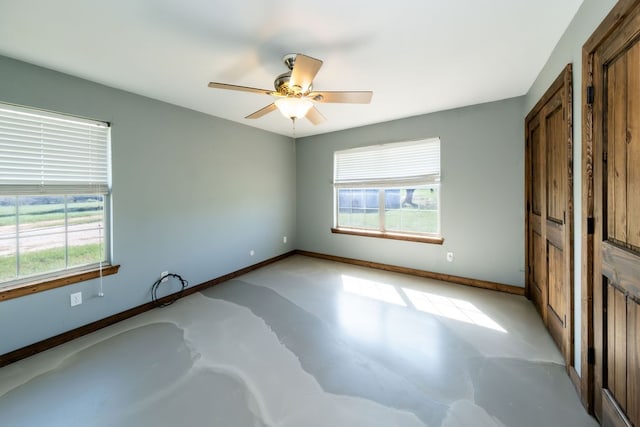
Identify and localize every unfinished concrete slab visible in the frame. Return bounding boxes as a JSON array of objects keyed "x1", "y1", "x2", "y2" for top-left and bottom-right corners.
[{"x1": 0, "y1": 255, "x2": 597, "y2": 426}]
